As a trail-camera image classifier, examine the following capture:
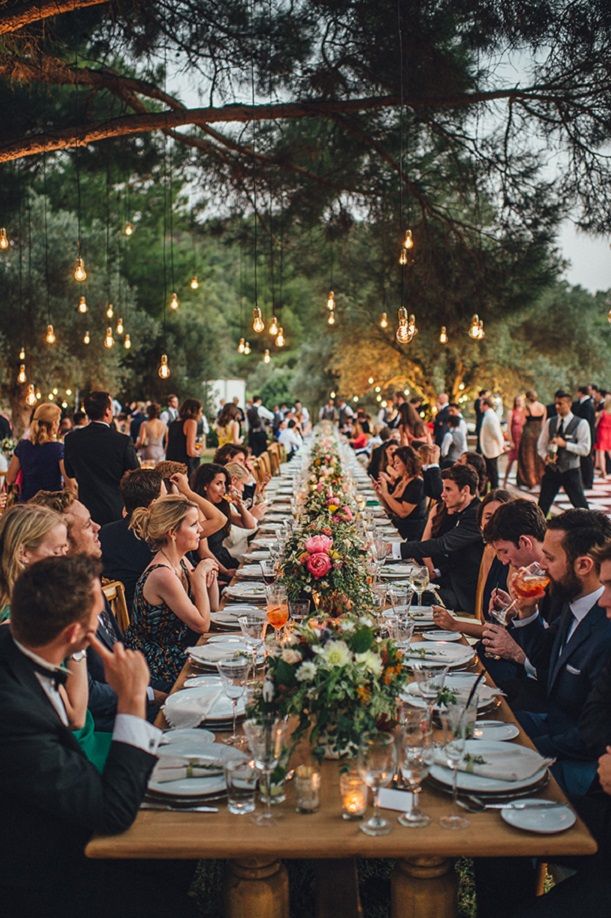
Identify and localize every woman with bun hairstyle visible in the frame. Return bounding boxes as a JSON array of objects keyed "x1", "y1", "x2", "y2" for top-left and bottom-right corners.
[
  {"x1": 125, "y1": 494, "x2": 218, "y2": 690},
  {"x1": 6, "y1": 402, "x2": 74, "y2": 501}
]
